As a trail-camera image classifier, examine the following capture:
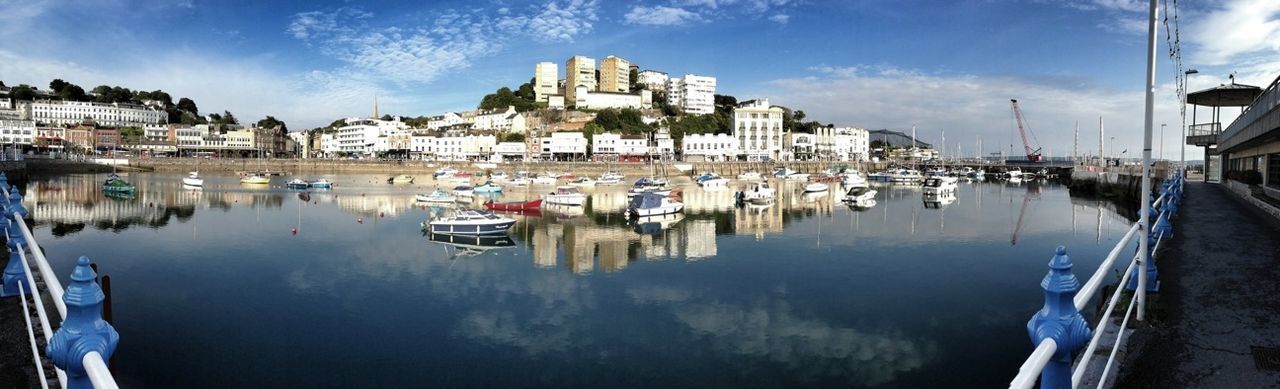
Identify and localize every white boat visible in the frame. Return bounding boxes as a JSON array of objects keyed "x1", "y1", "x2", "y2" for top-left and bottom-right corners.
[
  {"x1": 922, "y1": 176, "x2": 959, "y2": 195},
  {"x1": 627, "y1": 191, "x2": 684, "y2": 217},
  {"x1": 601, "y1": 171, "x2": 626, "y2": 181},
  {"x1": 1006, "y1": 169, "x2": 1024, "y2": 179},
  {"x1": 596, "y1": 177, "x2": 622, "y2": 185},
  {"x1": 286, "y1": 178, "x2": 310, "y2": 189},
  {"x1": 569, "y1": 177, "x2": 596, "y2": 187},
  {"x1": 737, "y1": 171, "x2": 763, "y2": 181},
  {"x1": 489, "y1": 172, "x2": 508, "y2": 181},
  {"x1": 453, "y1": 185, "x2": 474, "y2": 197},
  {"x1": 424, "y1": 209, "x2": 516, "y2": 236},
  {"x1": 473, "y1": 182, "x2": 502, "y2": 194},
  {"x1": 739, "y1": 182, "x2": 776, "y2": 205},
  {"x1": 532, "y1": 175, "x2": 558, "y2": 185},
  {"x1": 890, "y1": 169, "x2": 924, "y2": 183},
  {"x1": 842, "y1": 172, "x2": 868, "y2": 188},
  {"x1": 473, "y1": 162, "x2": 497, "y2": 170},
  {"x1": 309, "y1": 179, "x2": 333, "y2": 189},
  {"x1": 389, "y1": 174, "x2": 415, "y2": 184},
  {"x1": 694, "y1": 172, "x2": 730, "y2": 187},
  {"x1": 803, "y1": 182, "x2": 829, "y2": 193},
  {"x1": 843, "y1": 186, "x2": 877, "y2": 204},
  {"x1": 433, "y1": 167, "x2": 458, "y2": 177},
  {"x1": 785, "y1": 173, "x2": 811, "y2": 181},
  {"x1": 416, "y1": 189, "x2": 457, "y2": 203},
  {"x1": 182, "y1": 171, "x2": 204, "y2": 187},
  {"x1": 509, "y1": 177, "x2": 531, "y2": 187},
  {"x1": 543, "y1": 186, "x2": 587, "y2": 206}
]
